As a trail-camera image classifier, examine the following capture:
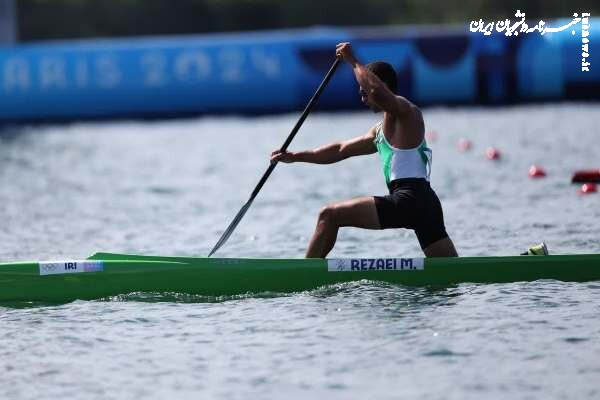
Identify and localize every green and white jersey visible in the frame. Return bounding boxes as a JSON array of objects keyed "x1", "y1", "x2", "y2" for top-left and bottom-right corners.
[{"x1": 373, "y1": 121, "x2": 432, "y2": 185}]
